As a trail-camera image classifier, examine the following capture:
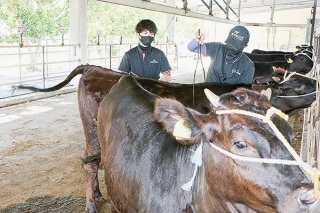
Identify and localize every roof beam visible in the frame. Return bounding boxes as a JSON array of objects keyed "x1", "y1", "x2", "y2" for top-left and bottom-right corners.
[
  {"x1": 97, "y1": 0, "x2": 238, "y2": 24},
  {"x1": 97, "y1": 0, "x2": 308, "y2": 28},
  {"x1": 244, "y1": 23, "x2": 308, "y2": 28}
]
